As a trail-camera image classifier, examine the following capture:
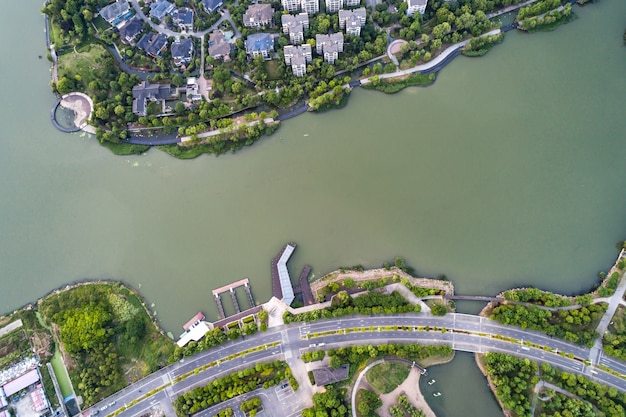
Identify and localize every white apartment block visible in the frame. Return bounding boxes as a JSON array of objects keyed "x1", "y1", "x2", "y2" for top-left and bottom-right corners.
[
  {"x1": 406, "y1": 0, "x2": 427, "y2": 16},
  {"x1": 284, "y1": 44, "x2": 312, "y2": 77},
  {"x1": 325, "y1": 0, "x2": 343, "y2": 13},
  {"x1": 338, "y1": 8, "x2": 366, "y2": 36}
]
